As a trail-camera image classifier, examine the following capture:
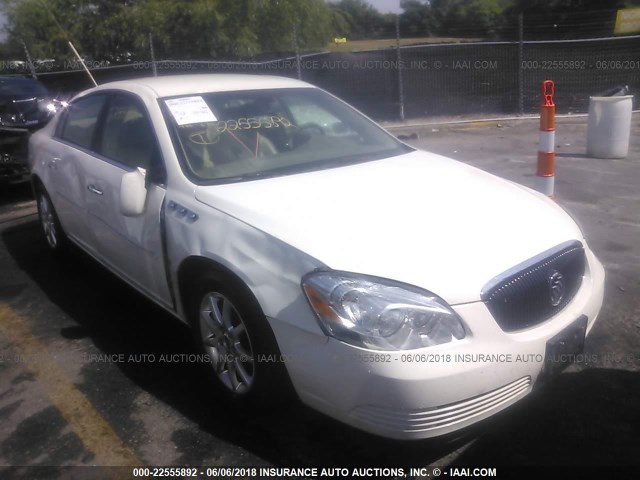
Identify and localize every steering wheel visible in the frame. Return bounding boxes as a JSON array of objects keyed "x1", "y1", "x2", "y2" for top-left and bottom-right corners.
[{"x1": 297, "y1": 122, "x2": 326, "y2": 136}]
